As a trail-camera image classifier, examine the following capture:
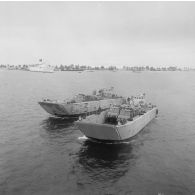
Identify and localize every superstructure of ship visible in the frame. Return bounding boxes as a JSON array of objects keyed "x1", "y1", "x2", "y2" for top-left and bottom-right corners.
[
  {"x1": 28, "y1": 59, "x2": 54, "y2": 73},
  {"x1": 75, "y1": 94, "x2": 158, "y2": 142},
  {"x1": 39, "y1": 87, "x2": 125, "y2": 118}
]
